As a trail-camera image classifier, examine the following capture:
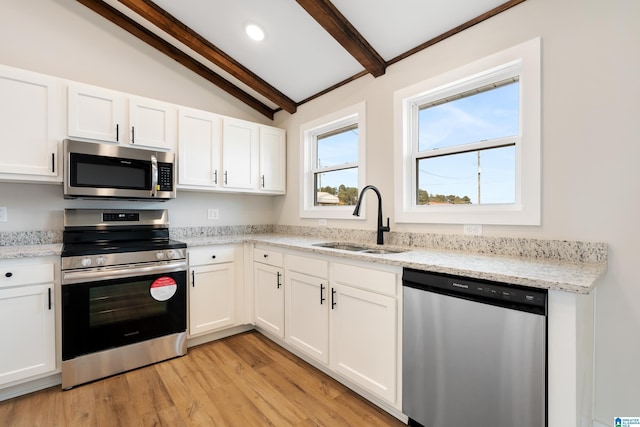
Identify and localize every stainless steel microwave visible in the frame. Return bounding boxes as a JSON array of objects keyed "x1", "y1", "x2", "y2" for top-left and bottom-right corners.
[{"x1": 63, "y1": 139, "x2": 176, "y2": 200}]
